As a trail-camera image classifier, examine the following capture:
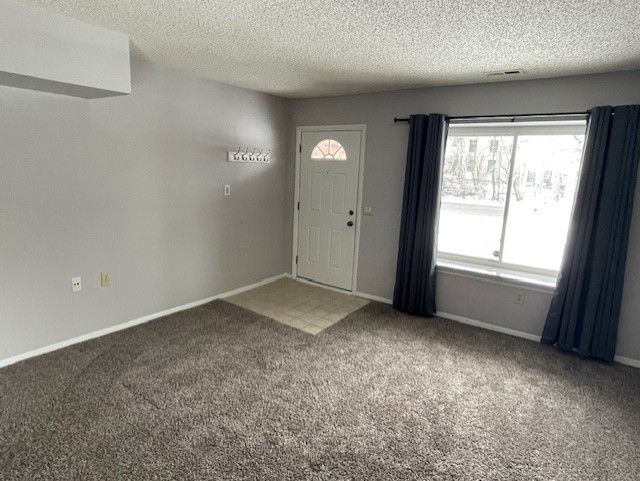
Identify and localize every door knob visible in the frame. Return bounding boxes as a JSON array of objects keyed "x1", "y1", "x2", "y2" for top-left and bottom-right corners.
[
  {"x1": 347, "y1": 220, "x2": 354, "y2": 227},
  {"x1": 349, "y1": 210, "x2": 354, "y2": 215}
]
